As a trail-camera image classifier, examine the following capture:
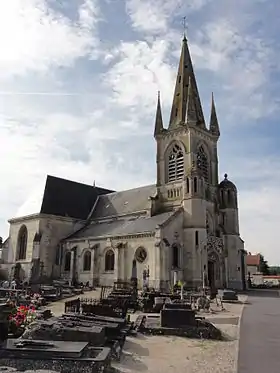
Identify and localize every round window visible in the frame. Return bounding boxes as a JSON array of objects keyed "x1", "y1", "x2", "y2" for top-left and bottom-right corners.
[{"x1": 135, "y1": 247, "x2": 147, "y2": 263}]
